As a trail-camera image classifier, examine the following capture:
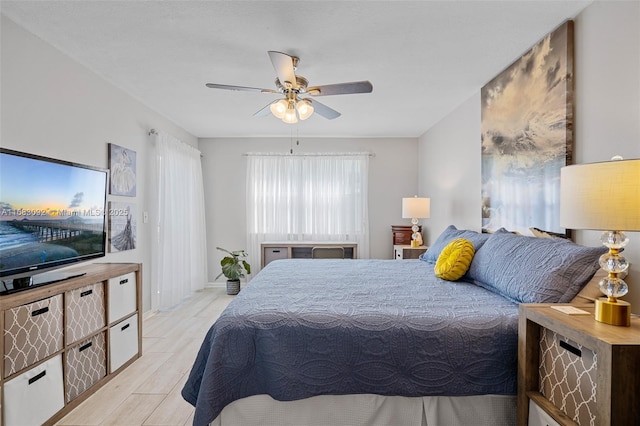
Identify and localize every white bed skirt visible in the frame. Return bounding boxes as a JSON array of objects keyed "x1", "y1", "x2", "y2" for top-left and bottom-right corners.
[{"x1": 210, "y1": 394, "x2": 517, "y2": 426}]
